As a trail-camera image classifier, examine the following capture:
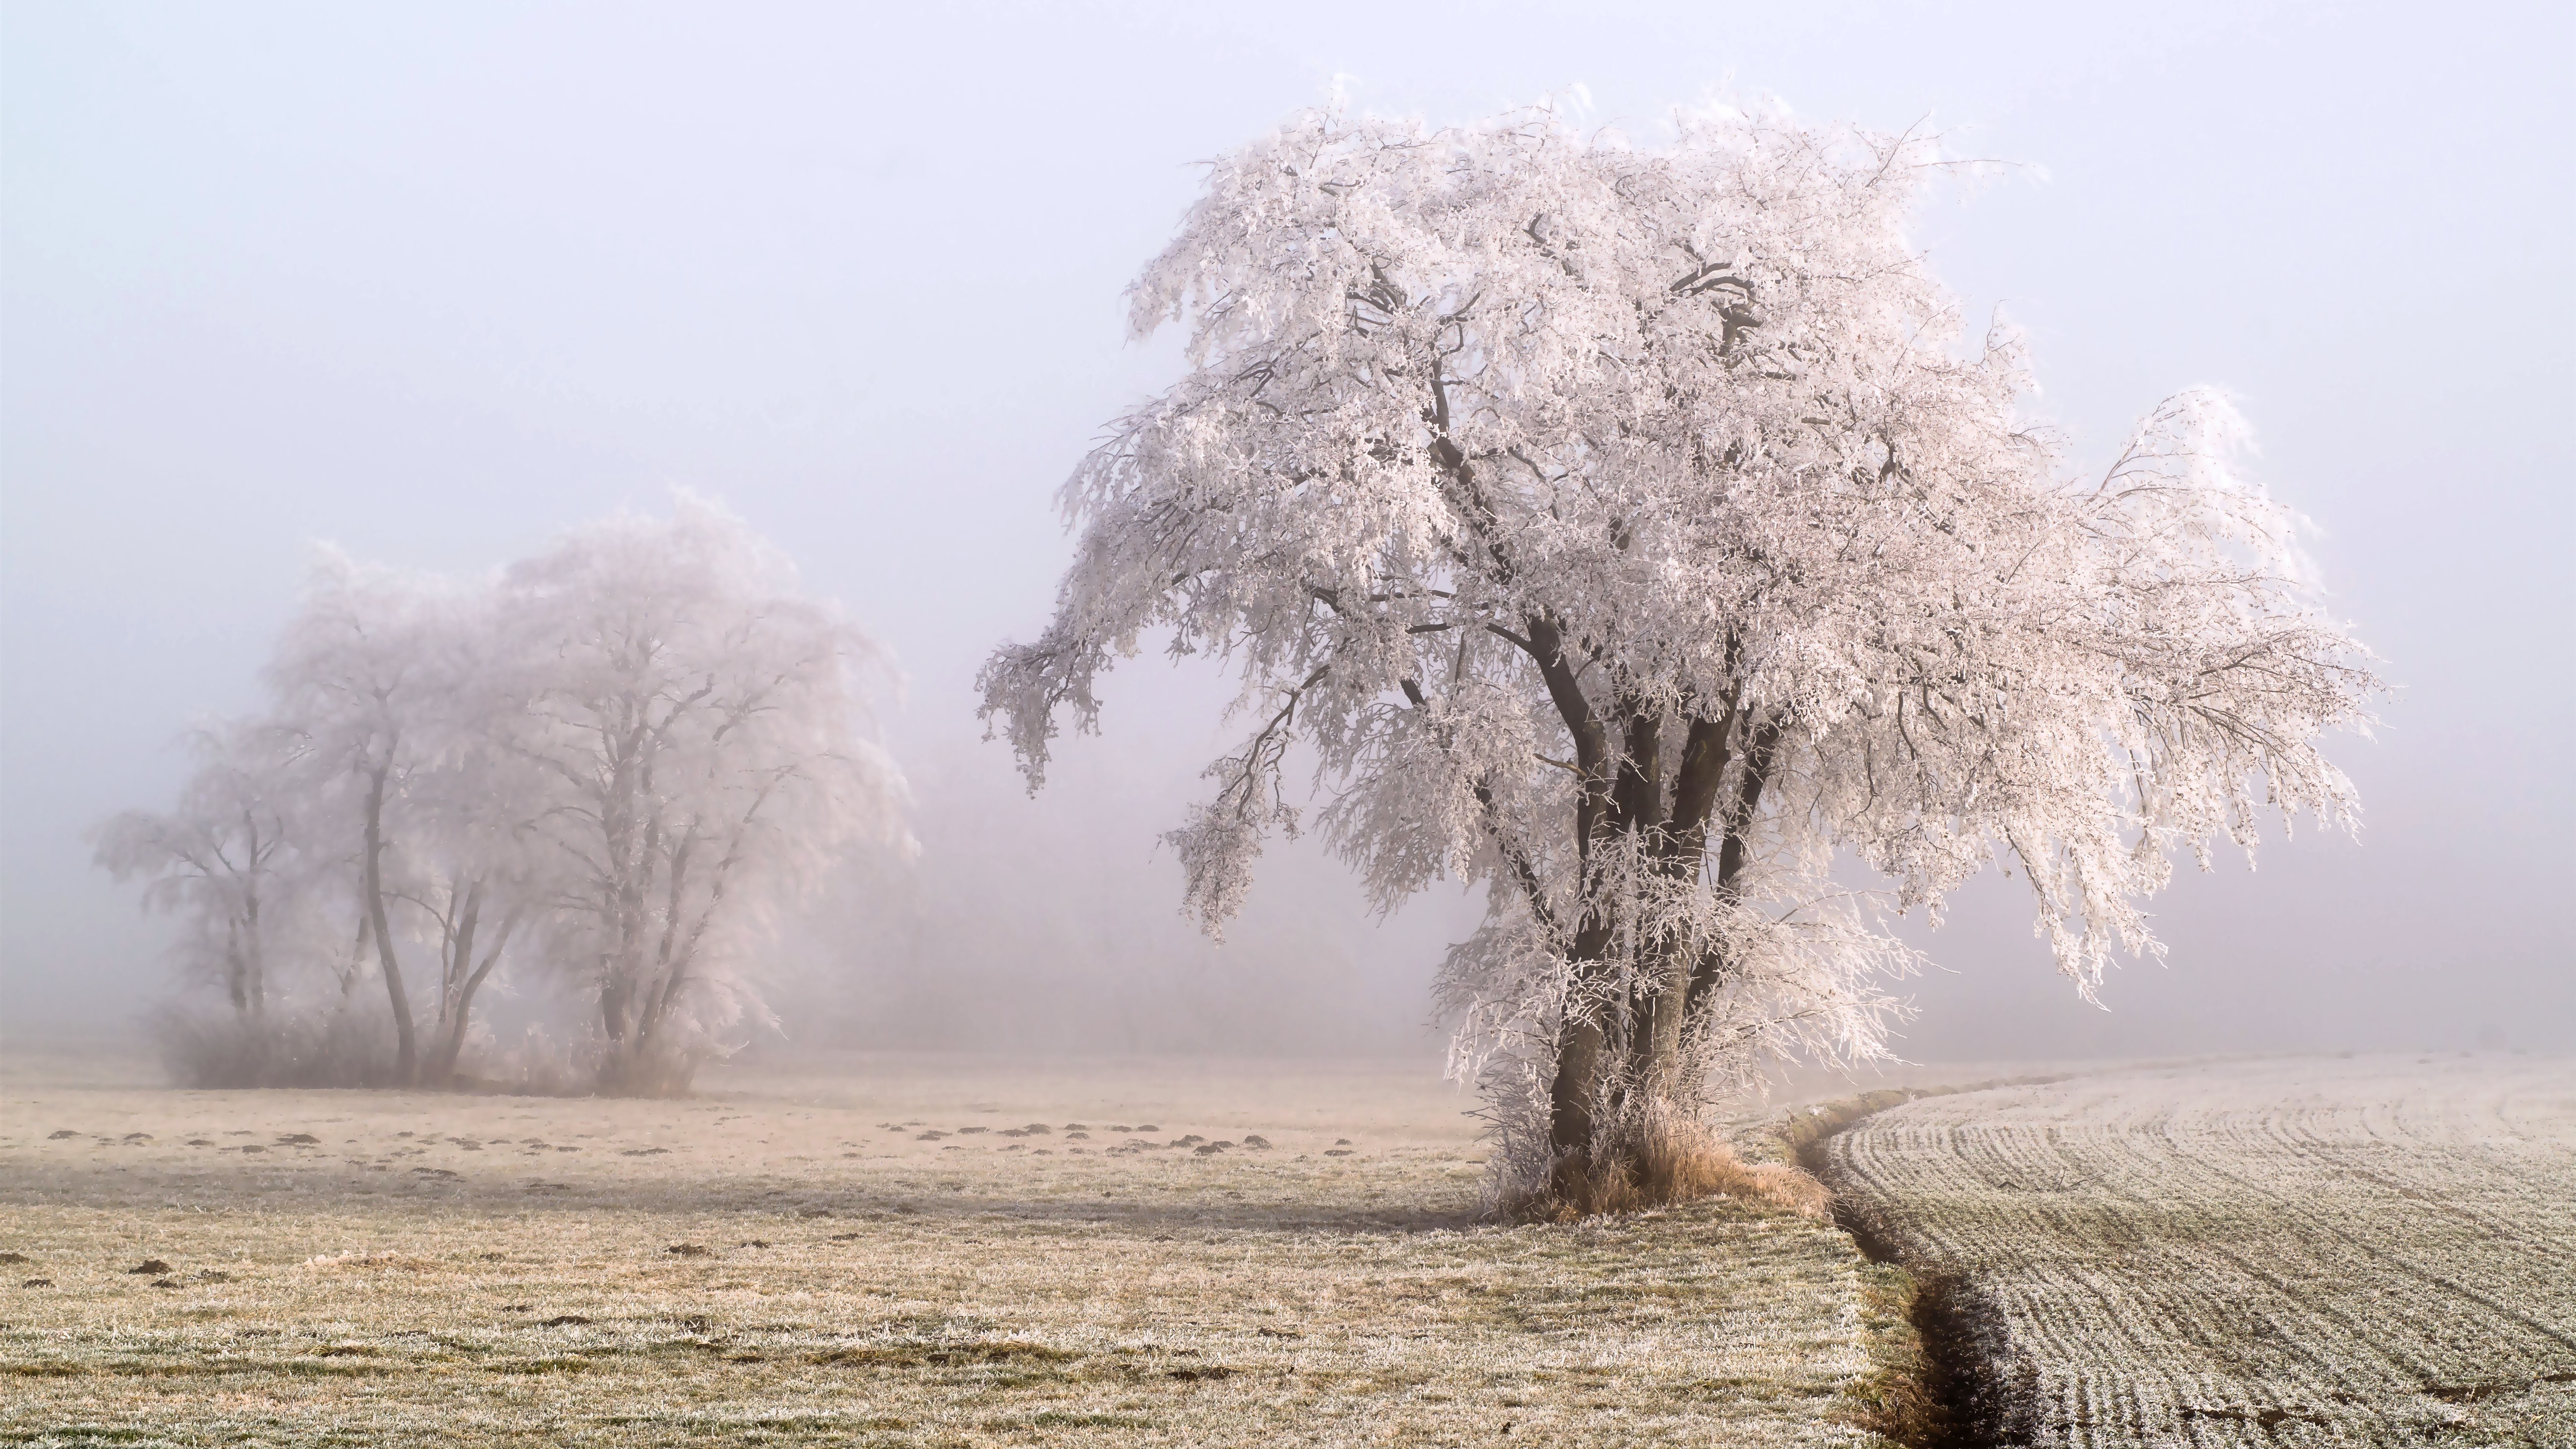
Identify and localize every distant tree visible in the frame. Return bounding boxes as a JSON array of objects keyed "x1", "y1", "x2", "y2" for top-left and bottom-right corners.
[
  {"x1": 389, "y1": 629, "x2": 544, "y2": 1088},
  {"x1": 980, "y1": 105, "x2": 2382, "y2": 1210},
  {"x1": 265, "y1": 550, "x2": 481, "y2": 1084},
  {"x1": 494, "y1": 499, "x2": 910, "y2": 1093},
  {"x1": 94, "y1": 720, "x2": 306, "y2": 1017}
]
